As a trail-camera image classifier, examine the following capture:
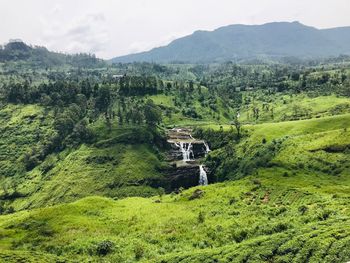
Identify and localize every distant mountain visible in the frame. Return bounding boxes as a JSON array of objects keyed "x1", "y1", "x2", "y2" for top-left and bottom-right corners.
[
  {"x1": 111, "y1": 22, "x2": 350, "y2": 63},
  {"x1": 0, "y1": 40, "x2": 106, "y2": 68}
]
